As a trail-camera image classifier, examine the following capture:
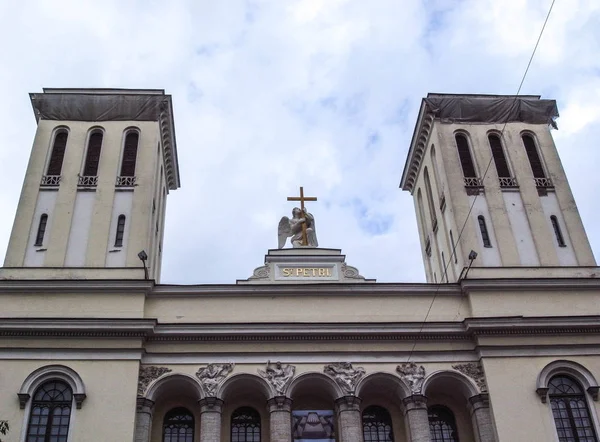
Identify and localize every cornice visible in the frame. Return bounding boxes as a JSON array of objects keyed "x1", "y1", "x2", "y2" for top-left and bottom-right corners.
[
  {"x1": 461, "y1": 278, "x2": 600, "y2": 291},
  {"x1": 400, "y1": 98, "x2": 434, "y2": 193},
  {"x1": 0, "y1": 318, "x2": 156, "y2": 338},
  {"x1": 0, "y1": 279, "x2": 154, "y2": 294}
]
